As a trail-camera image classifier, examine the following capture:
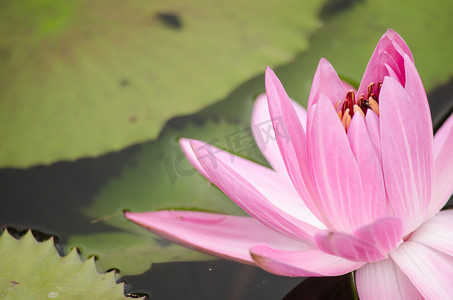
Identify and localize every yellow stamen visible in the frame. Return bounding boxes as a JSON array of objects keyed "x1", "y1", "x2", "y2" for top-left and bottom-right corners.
[
  {"x1": 346, "y1": 115, "x2": 351, "y2": 131},
  {"x1": 337, "y1": 110, "x2": 343, "y2": 121},
  {"x1": 334, "y1": 99, "x2": 342, "y2": 110},
  {"x1": 367, "y1": 82, "x2": 375, "y2": 97},
  {"x1": 353, "y1": 104, "x2": 365, "y2": 118},
  {"x1": 342, "y1": 108, "x2": 350, "y2": 131},
  {"x1": 368, "y1": 97, "x2": 380, "y2": 116}
]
